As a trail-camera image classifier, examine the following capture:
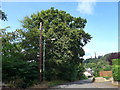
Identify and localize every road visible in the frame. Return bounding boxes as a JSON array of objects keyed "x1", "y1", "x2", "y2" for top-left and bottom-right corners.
[{"x1": 50, "y1": 78, "x2": 119, "y2": 89}]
